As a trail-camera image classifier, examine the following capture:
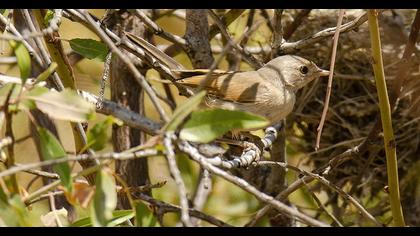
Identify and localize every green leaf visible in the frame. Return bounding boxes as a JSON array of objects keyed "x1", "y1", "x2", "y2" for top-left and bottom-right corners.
[
  {"x1": 180, "y1": 108, "x2": 269, "y2": 143},
  {"x1": 72, "y1": 210, "x2": 134, "y2": 227},
  {"x1": 0, "y1": 201, "x2": 18, "y2": 226},
  {"x1": 0, "y1": 9, "x2": 5, "y2": 15},
  {"x1": 135, "y1": 200, "x2": 158, "y2": 227},
  {"x1": 91, "y1": 168, "x2": 117, "y2": 227},
  {"x1": 0, "y1": 185, "x2": 8, "y2": 203},
  {"x1": 37, "y1": 127, "x2": 72, "y2": 192},
  {"x1": 164, "y1": 90, "x2": 206, "y2": 131},
  {"x1": 69, "y1": 38, "x2": 108, "y2": 62},
  {"x1": 9, "y1": 40, "x2": 31, "y2": 84},
  {"x1": 107, "y1": 210, "x2": 135, "y2": 227},
  {"x1": 43, "y1": 10, "x2": 54, "y2": 26},
  {"x1": 0, "y1": 194, "x2": 28, "y2": 226},
  {"x1": 36, "y1": 62, "x2": 57, "y2": 82},
  {"x1": 25, "y1": 86, "x2": 49, "y2": 97},
  {"x1": 0, "y1": 83, "x2": 17, "y2": 105},
  {"x1": 20, "y1": 87, "x2": 49, "y2": 110},
  {"x1": 86, "y1": 116, "x2": 114, "y2": 151},
  {"x1": 25, "y1": 88, "x2": 95, "y2": 122},
  {"x1": 70, "y1": 216, "x2": 91, "y2": 227}
]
